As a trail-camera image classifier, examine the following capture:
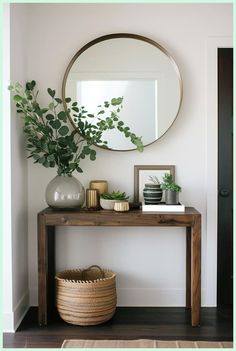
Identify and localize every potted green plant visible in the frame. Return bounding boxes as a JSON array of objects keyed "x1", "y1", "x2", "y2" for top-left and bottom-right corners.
[
  {"x1": 8, "y1": 81, "x2": 143, "y2": 209},
  {"x1": 161, "y1": 173, "x2": 181, "y2": 205},
  {"x1": 143, "y1": 176, "x2": 163, "y2": 205},
  {"x1": 100, "y1": 191, "x2": 129, "y2": 210}
]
